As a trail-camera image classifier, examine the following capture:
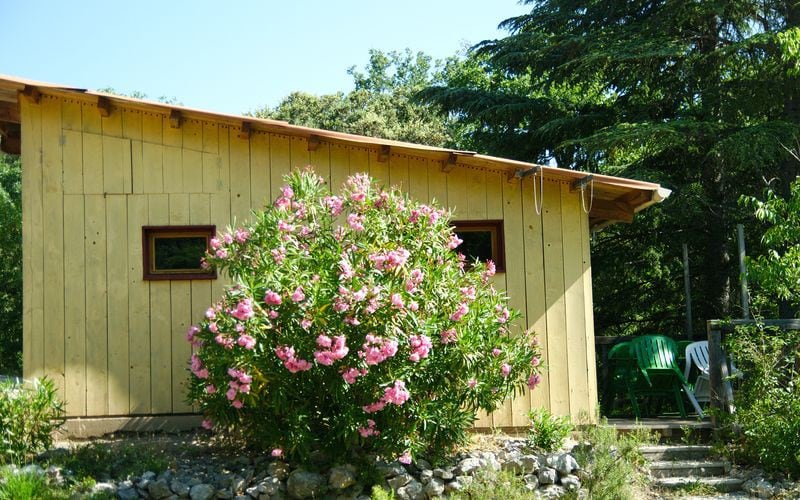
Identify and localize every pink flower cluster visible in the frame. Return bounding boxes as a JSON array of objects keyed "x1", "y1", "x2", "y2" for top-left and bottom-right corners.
[
  {"x1": 345, "y1": 173, "x2": 371, "y2": 202},
  {"x1": 237, "y1": 334, "x2": 256, "y2": 350},
  {"x1": 440, "y1": 328, "x2": 458, "y2": 344},
  {"x1": 226, "y1": 368, "x2": 252, "y2": 408},
  {"x1": 447, "y1": 234, "x2": 463, "y2": 250},
  {"x1": 450, "y1": 302, "x2": 469, "y2": 322},
  {"x1": 186, "y1": 325, "x2": 201, "y2": 346},
  {"x1": 229, "y1": 298, "x2": 255, "y2": 321},
  {"x1": 340, "y1": 366, "x2": 368, "y2": 384},
  {"x1": 264, "y1": 290, "x2": 282, "y2": 306},
  {"x1": 408, "y1": 204, "x2": 443, "y2": 225},
  {"x1": 481, "y1": 260, "x2": 497, "y2": 284},
  {"x1": 322, "y1": 195, "x2": 343, "y2": 216},
  {"x1": 527, "y1": 373, "x2": 542, "y2": 389},
  {"x1": 275, "y1": 345, "x2": 313, "y2": 373},
  {"x1": 190, "y1": 353, "x2": 208, "y2": 379},
  {"x1": 363, "y1": 380, "x2": 411, "y2": 413},
  {"x1": 405, "y1": 269, "x2": 424, "y2": 293},
  {"x1": 369, "y1": 247, "x2": 411, "y2": 271},
  {"x1": 358, "y1": 419, "x2": 380, "y2": 438},
  {"x1": 274, "y1": 185, "x2": 294, "y2": 210},
  {"x1": 496, "y1": 304, "x2": 510, "y2": 324},
  {"x1": 313, "y1": 335, "x2": 349, "y2": 365},
  {"x1": 347, "y1": 213, "x2": 365, "y2": 231},
  {"x1": 358, "y1": 334, "x2": 399, "y2": 365},
  {"x1": 408, "y1": 334, "x2": 432, "y2": 362}
]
